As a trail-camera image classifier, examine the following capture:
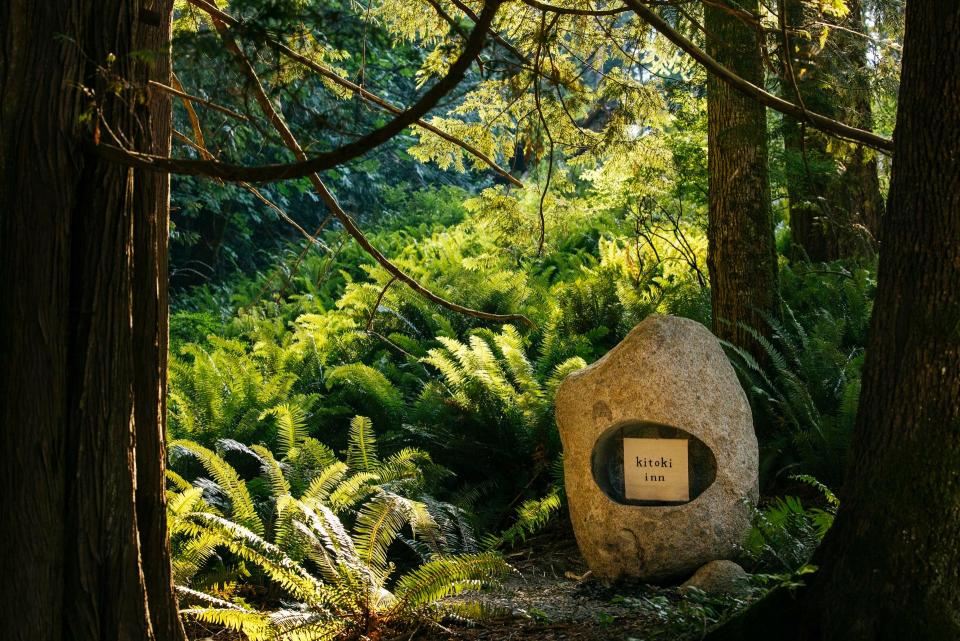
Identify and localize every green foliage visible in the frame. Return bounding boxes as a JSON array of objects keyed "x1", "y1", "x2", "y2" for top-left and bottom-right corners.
[
  {"x1": 169, "y1": 419, "x2": 511, "y2": 640},
  {"x1": 158, "y1": 1, "x2": 902, "y2": 634},
  {"x1": 326, "y1": 363, "x2": 404, "y2": 427},
  {"x1": 745, "y1": 476, "x2": 839, "y2": 574},
  {"x1": 620, "y1": 588, "x2": 750, "y2": 640},
  {"x1": 724, "y1": 263, "x2": 874, "y2": 487},
  {"x1": 168, "y1": 336, "x2": 318, "y2": 450},
  {"x1": 484, "y1": 485, "x2": 563, "y2": 549}
]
